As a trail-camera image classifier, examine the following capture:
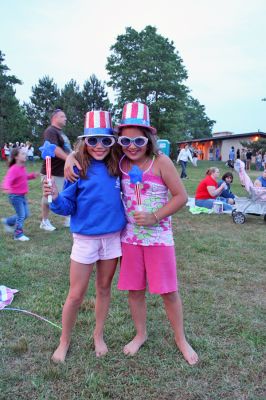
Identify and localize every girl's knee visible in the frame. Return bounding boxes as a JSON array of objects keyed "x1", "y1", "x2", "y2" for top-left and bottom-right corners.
[
  {"x1": 129, "y1": 290, "x2": 146, "y2": 301},
  {"x1": 96, "y1": 275, "x2": 113, "y2": 293},
  {"x1": 96, "y1": 284, "x2": 111, "y2": 298},
  {"x1": 67, "y1": 292, "x2": 85, "y2": 307},
  {"x1": 161, "y1": 291, "x2": 178, "y2": 303}
]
